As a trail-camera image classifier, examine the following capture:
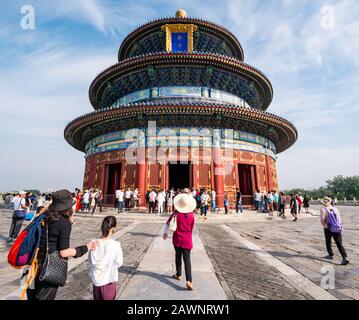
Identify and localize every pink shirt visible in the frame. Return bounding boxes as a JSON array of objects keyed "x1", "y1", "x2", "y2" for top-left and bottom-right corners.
[{"x1": 166, "y1": 211, "x2": 195, "y2": 250}]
